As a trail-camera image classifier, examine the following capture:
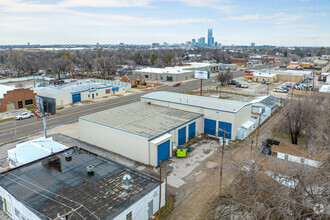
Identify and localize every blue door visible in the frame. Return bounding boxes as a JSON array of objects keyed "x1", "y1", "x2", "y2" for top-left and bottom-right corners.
[
  {"x1": 218, "y1": 121, "x2": 232, "y2": 139},
  {"x1": 92, "y1": 94, "x2": 94, "y2": 99},
  {"x1": 178, "y1": 127, "x2": 186, "y2": 145},
  {"x1": 72, "y1": 93, "x2": 81, "y2": 103},
  {"x1": 157, "y1": 140, "x2": 170, "y2": 164},
  {"x1": 204, "y1": 119, "x2": 216, "y2": 136},
  {"x1": 188, "y1": 122, "x2": 196, "y2": 141}
]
